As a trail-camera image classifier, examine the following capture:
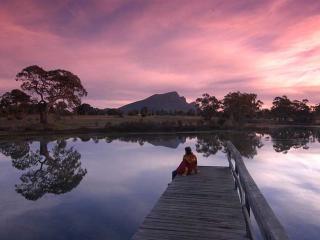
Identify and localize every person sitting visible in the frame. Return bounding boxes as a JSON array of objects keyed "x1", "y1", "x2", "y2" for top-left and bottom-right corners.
[{"x1": 175, "y1": 146, "x2": 198, "y2": 176}]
